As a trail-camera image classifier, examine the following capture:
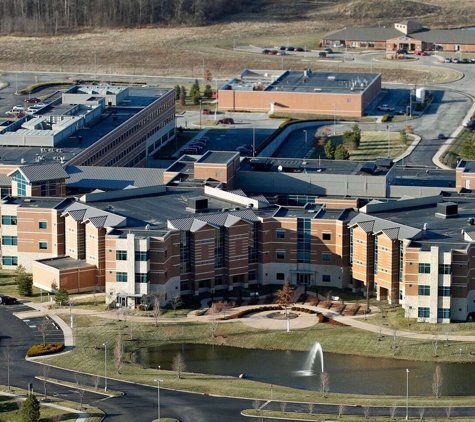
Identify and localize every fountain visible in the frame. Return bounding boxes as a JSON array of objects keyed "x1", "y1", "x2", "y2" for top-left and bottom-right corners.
[{"x1": 299, "y1": 342, "x2": 324, "y2": 376}]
